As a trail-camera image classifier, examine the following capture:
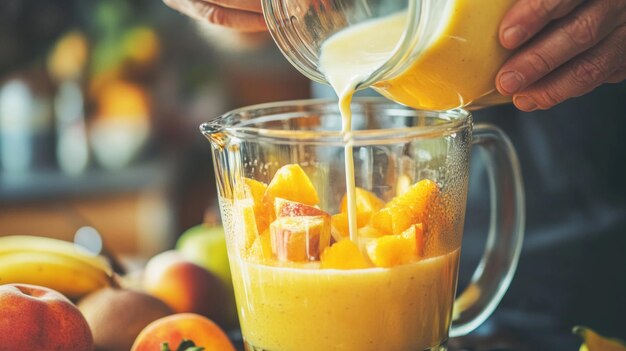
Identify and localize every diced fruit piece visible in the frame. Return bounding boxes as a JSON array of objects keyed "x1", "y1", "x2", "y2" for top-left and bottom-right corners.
[
  {"x1": 357, "y1": 225, "x2": 385, "y2": 238},
  {"x1": 233, "y1": 198, "x2": 259, "y2": 251},
  {"x1": 371, "y1": 179, "x2": 439, "y2": 234},
  {"x1": 237, "y1": 178, "x2": 267, "y2": 203},
  {"x1": 248, "y1": 229, "x2": 273, "y2": 261},
  {"x1": 370, "y1": 209, "x2": 393, "y2": 235},
  {"x1": 264, "y1": 164, "x2": 319, "y2": 208},
  {"x1": 320, "y1": 240, "x2": 370, "y2": 269},
  {"x1": 235, "y1": 178, "x2": 270, "y2": 234},
  {"x1": 275, "y1": 198, "x2": 329, "y2": 218},
  {"x1": 269, "y1": 216, "x2": 330, "y2": 262},
  {"x1": 396, "y1": 174, "x2": 412, "y2": 196},
  {"x1": 365, "y1": 224, "x2": 423, "y2": 267},
  {"x1": 331, "y1": 212, "x2": 373, "y2": 240},
  {"x1": 398, "y1": 223, "x2": 425, "y2": 258},
  {"x1": 339, "y1": 187, "x2": 384, "y2": 214}
]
